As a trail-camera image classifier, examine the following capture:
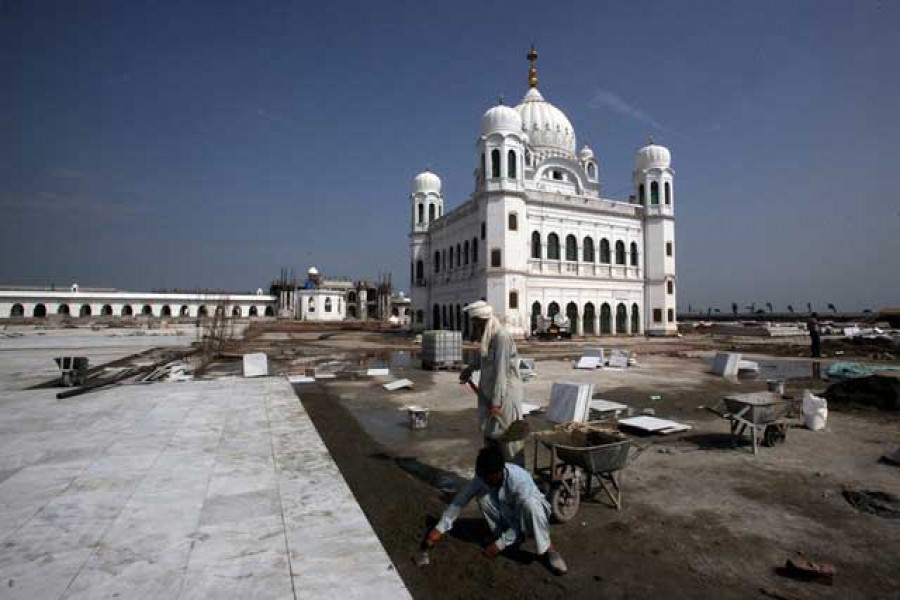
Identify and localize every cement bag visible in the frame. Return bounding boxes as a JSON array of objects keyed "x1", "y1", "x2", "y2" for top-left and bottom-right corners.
[{"x1": 802, "y1": 390, "x2": 828, "y2": 431}]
